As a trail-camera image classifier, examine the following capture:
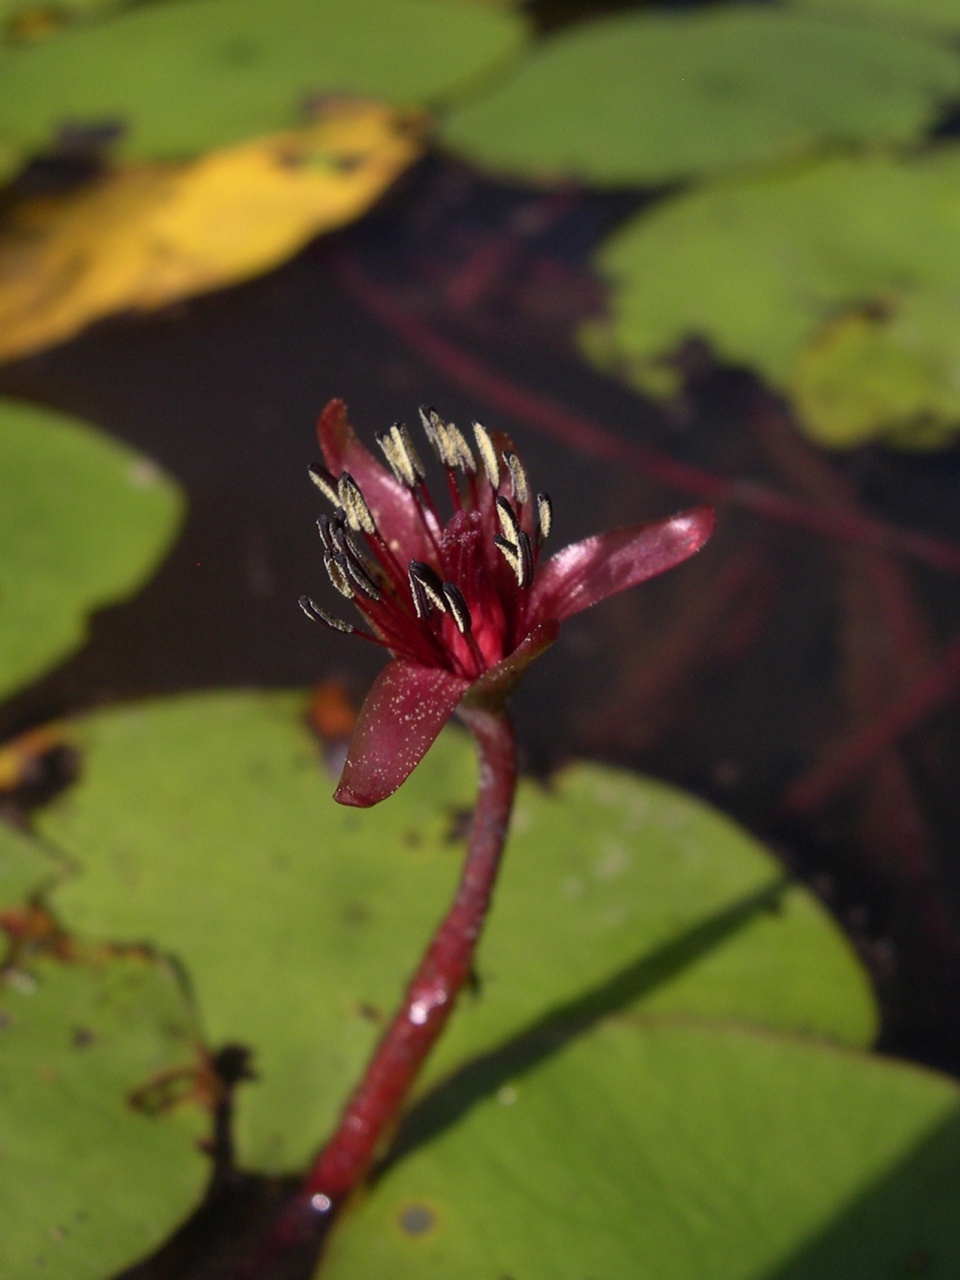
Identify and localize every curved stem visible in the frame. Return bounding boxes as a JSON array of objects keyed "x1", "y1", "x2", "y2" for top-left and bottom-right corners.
[{"x1": 264, "y1": 706, "x2": 517, "y2": 1257}]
